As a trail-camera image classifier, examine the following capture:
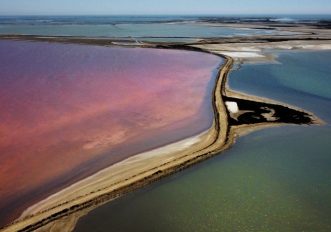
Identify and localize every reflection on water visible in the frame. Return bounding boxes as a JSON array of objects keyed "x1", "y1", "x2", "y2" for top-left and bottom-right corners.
[{"x1": 75, "y1": 51, "x2": 331, "y2": 232}]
